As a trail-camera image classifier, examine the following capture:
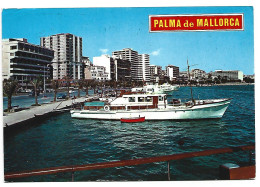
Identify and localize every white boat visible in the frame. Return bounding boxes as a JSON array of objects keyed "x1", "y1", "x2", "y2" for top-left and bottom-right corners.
[
  {"x1": 70, "y1": 92, "x2": 231, "y2": 120},
  {"x1": 159, "y1": 83, "x2": 180, "y2": 93},
  {"x1": 71, "y1": 60, "x2": 231, "y2": 121},
  {"x1": 131, "y1": 83, "x2": 179, "y2": 94}
]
